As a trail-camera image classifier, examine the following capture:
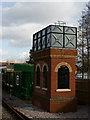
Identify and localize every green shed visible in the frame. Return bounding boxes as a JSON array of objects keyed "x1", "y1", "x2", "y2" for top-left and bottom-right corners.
[{"x1": 13, "y1": 64, "x2": 34, "y2": 99}]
